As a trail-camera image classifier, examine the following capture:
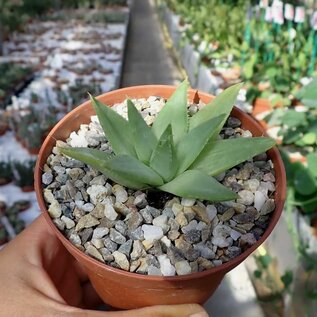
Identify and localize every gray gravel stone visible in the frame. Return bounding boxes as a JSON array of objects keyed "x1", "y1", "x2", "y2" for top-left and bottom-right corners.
[
  {"x1": 118, "y1": 239, "x2": 133, "y2": 257},
  {"x1": 75, "y1": 214, "x2": 99, "y2": 231},
  {"x1": 110, "y1": 228, "x2": 126, "y2": 244},
  {"x1": 113, "y1": 251, "x2": 129, "y2": 271}
]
